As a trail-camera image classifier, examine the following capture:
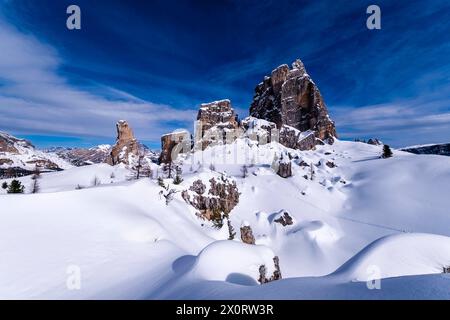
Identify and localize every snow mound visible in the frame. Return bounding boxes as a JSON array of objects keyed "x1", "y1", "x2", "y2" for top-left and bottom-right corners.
[
  {"x1": 288, "y1": 220, "x2": 340, "y2": 244},
  {"x1": 331, "y1": 233, "x2": 450, "y2": 281},
  {"x1": 189, "y1": 241, "x2": 276, "y2": 285}
]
